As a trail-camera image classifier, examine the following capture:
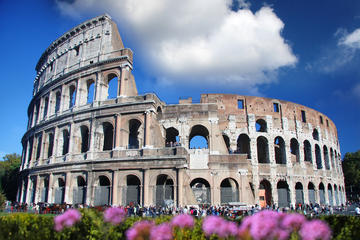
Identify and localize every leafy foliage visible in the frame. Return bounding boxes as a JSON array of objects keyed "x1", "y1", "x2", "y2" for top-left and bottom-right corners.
[
  {"x1": 342, "y1": 150, "x2": 360, "y2": 201},
  {"x1": 0, "y1": 153, "x2": 21, "y2": 201}
]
